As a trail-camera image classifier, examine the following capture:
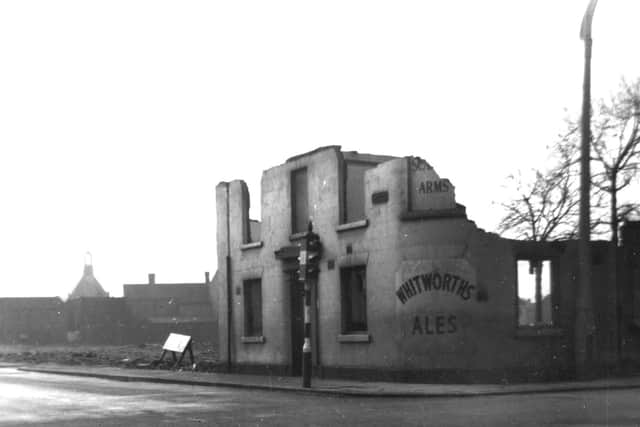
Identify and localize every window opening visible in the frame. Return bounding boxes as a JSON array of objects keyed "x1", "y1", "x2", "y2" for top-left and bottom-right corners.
[
  {"x1": 344, "y1": 162, "x2": 374, "y2": 223},
  {"x1": 243, "y1": 279, "x2": 263, "y2": 336},
  {"x1": 517, "y1": 260, "x2": 552, "y2": 327},
  {"x1": 341, "y1": 266, "x2": 367, "y2": 333},
  {"x1": 291, "y1": 168, "x2": 309, "y2": 234}
]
